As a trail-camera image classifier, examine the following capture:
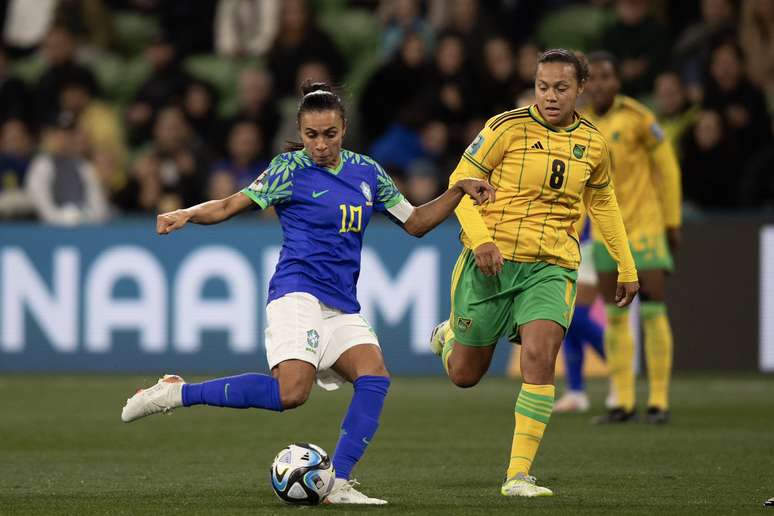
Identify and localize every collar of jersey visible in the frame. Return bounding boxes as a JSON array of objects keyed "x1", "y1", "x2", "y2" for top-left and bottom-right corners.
[
  {"x1": 303, "y1": 150, "x2": 345, "y2": 175},
  {"x1": 528, "y1": 105, "x2": 581, "y2": 133}
]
